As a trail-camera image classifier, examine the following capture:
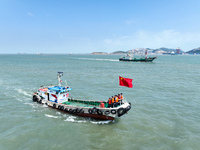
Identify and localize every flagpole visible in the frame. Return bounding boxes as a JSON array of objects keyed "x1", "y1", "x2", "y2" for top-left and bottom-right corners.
[
  {"x1": 118, "y1": 76, "x2": 122, "y2": 105},
  {"x1": 119, "y1": 75, "x2": 133, "y2": 104}
]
